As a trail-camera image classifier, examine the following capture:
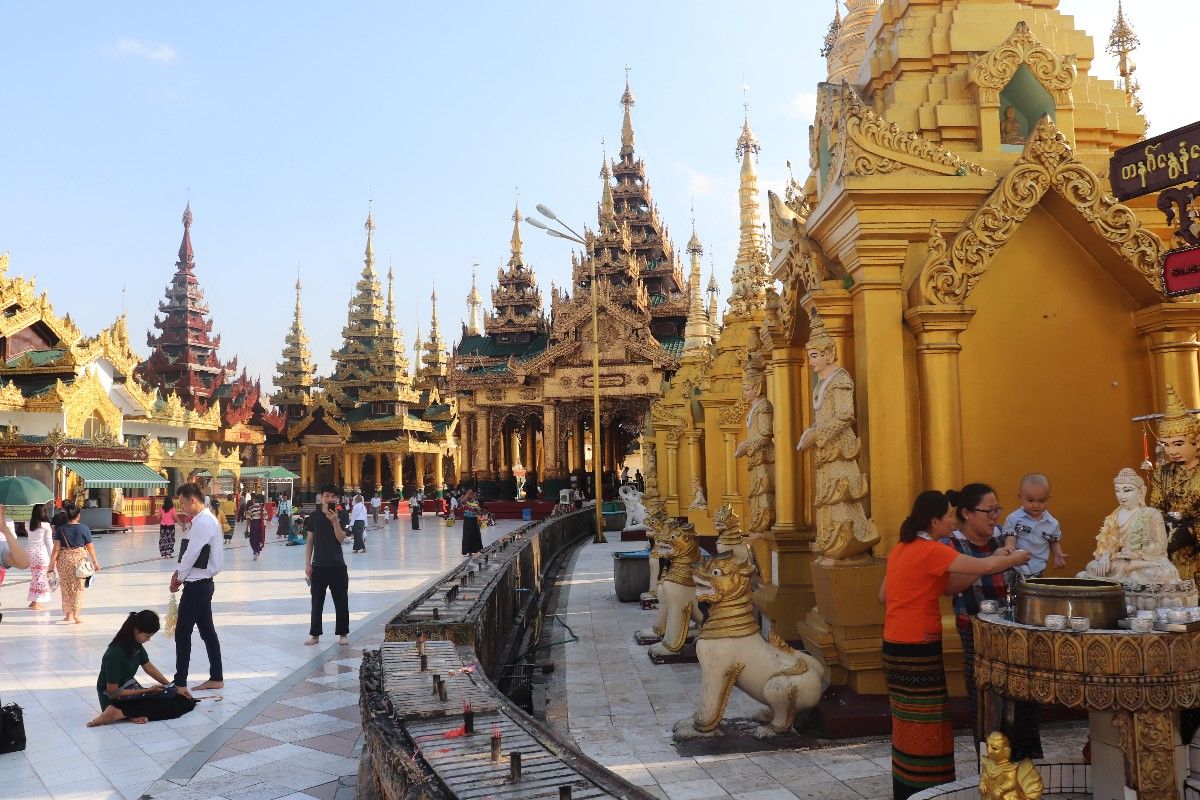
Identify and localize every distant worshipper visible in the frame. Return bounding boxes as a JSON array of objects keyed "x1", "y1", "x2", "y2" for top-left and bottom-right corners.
[{"x1": 87, "y1": 610, "x2": 197, "y2": 727}]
